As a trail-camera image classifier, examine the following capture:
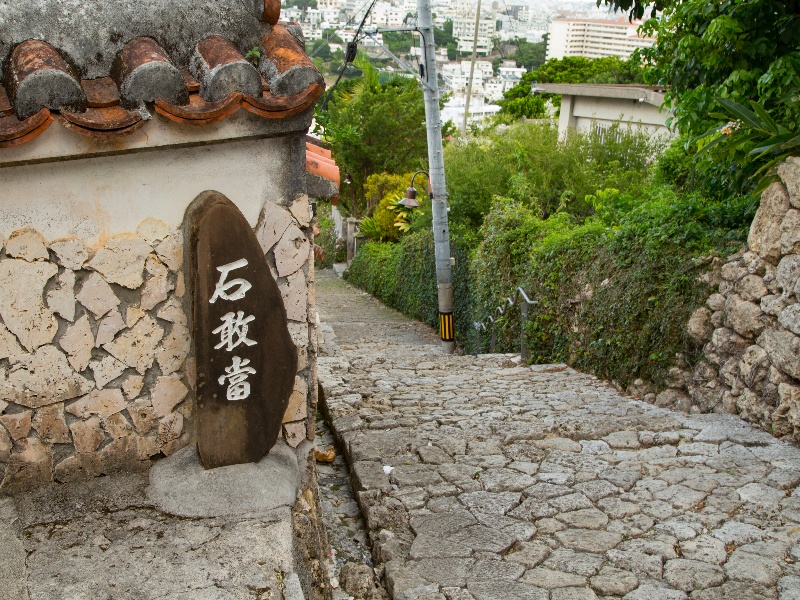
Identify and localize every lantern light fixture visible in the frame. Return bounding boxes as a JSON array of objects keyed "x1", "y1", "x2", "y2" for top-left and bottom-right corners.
[{"x1": 399, "y1": 170, "x2": 430, "y2": 208}]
